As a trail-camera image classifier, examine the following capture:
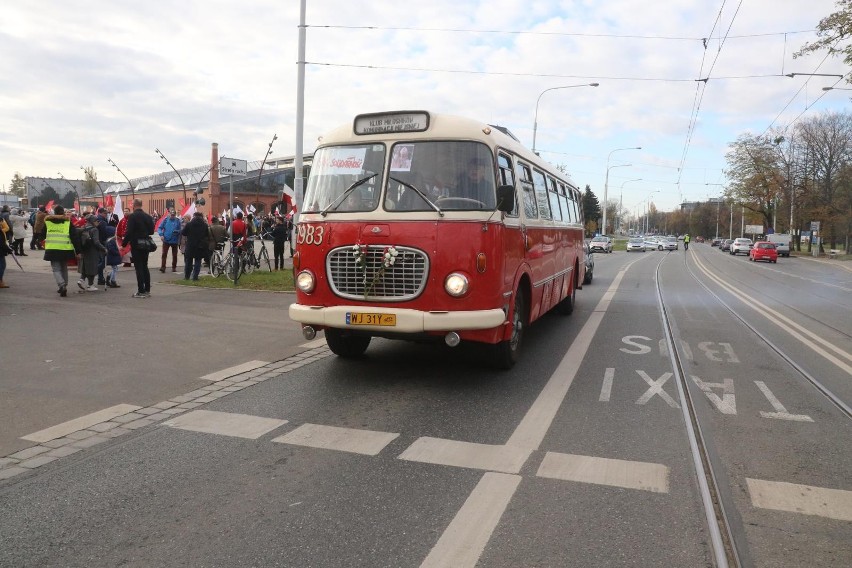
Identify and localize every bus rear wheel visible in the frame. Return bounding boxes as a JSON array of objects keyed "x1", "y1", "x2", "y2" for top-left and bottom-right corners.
[
  {"x1": 493, "y1": 289, "x2": 526, "y2": 369},
  {"x1": 325, "y1": 328, "x2": 371, "y2": 358},
  {"x1": 556, "y1": 276, "x2": 576, "y2": 315}
]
